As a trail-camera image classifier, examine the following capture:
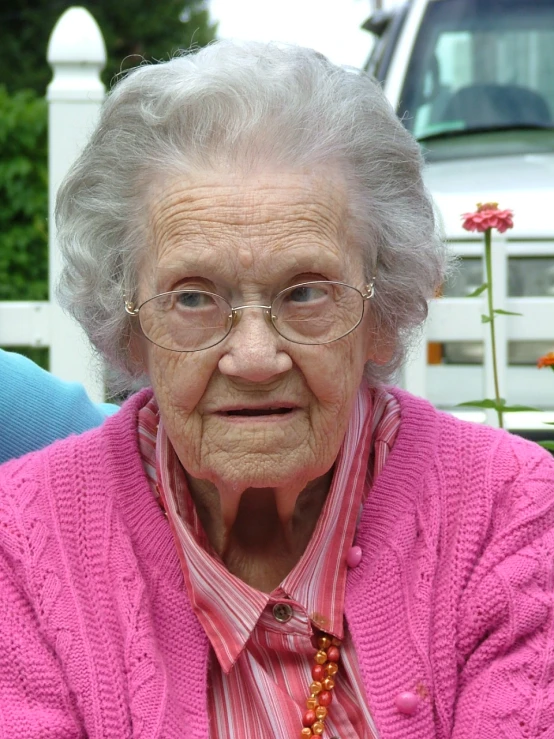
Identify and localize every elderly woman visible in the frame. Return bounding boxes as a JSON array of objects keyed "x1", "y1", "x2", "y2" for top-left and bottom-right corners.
[{"x1": 1, "y1": 41, "x2": 553, "y2": 739}]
